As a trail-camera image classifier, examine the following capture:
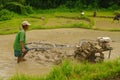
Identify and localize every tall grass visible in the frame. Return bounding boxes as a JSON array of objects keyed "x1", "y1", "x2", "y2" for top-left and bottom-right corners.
[
  {"x1": 10, "y1": 74, "x2": 44, "y2": 80},
  {"x1": 10, "y1": 59, "x2": 120, "y2": 80}
]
